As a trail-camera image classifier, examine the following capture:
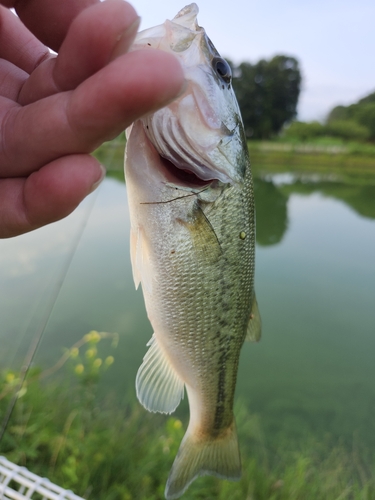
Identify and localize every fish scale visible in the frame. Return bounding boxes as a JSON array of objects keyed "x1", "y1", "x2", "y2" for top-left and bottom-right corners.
[{"x1": 125, "y1": 4, "x2": 260, "y2": 499}]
